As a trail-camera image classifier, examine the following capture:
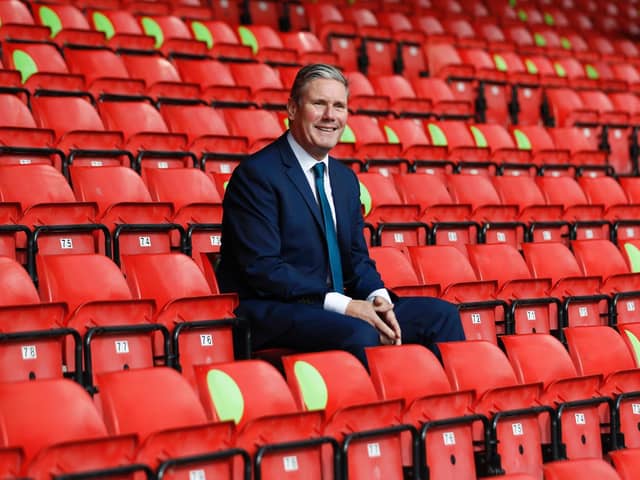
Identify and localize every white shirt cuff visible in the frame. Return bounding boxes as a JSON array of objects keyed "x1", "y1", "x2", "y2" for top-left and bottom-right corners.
[
  {"x1": 323, "y1": 292, "x2": 352, "y2": 315},
  {"x1": 367, "y1": 288, "x2": 392, "y2": 305}
]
